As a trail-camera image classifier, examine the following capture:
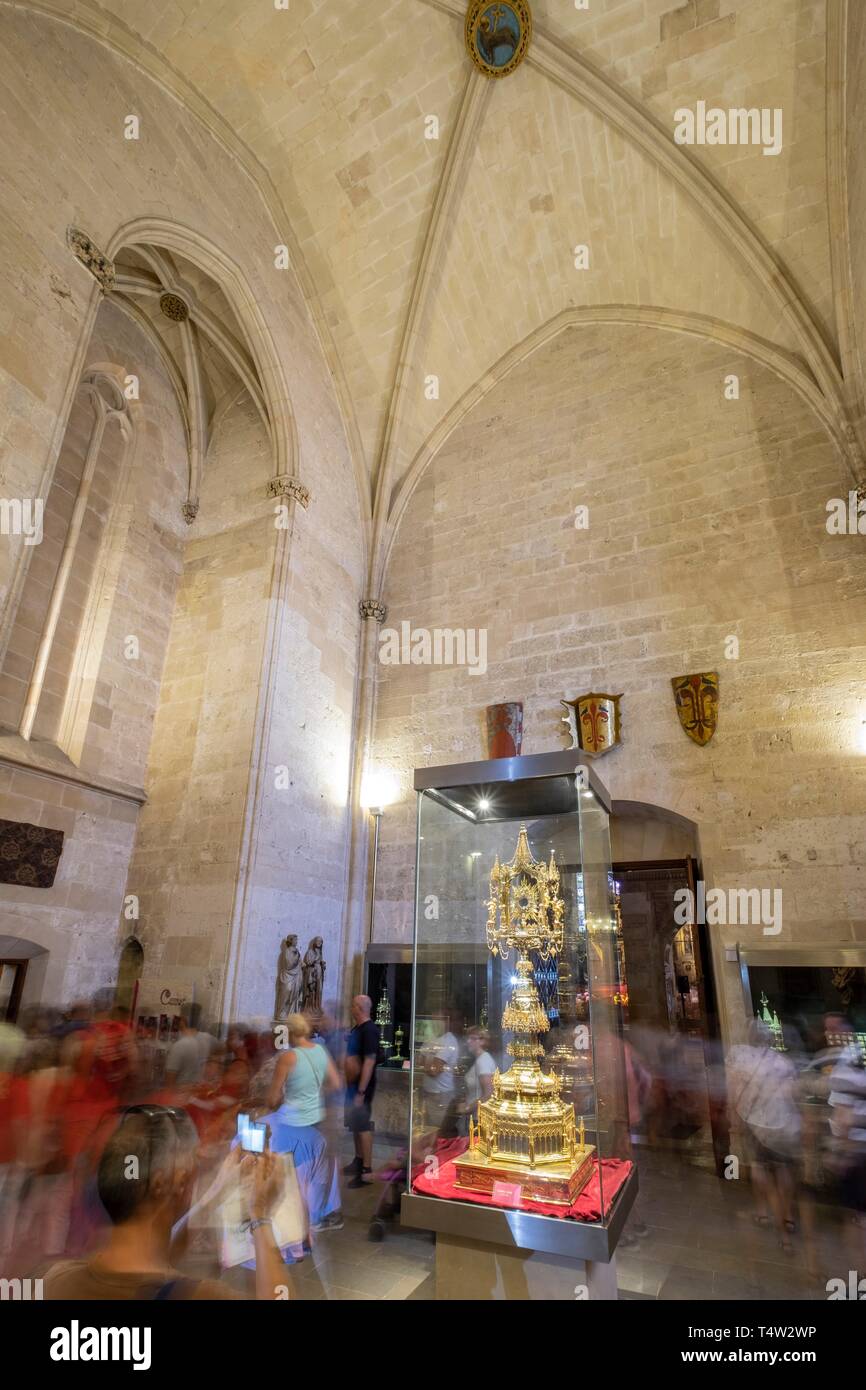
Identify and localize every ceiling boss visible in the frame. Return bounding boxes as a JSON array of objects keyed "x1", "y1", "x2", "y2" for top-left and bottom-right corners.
[{"x1": 465, "y1": 1, "x2": 532, "y2": 79}]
